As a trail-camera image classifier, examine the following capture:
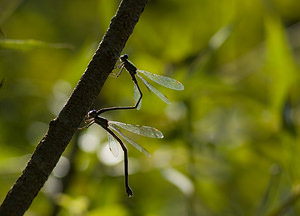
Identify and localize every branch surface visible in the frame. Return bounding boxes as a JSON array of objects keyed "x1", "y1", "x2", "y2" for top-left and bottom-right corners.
[{"x1": 0, "y1": 0, "x2": 148, "y2": 215}]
